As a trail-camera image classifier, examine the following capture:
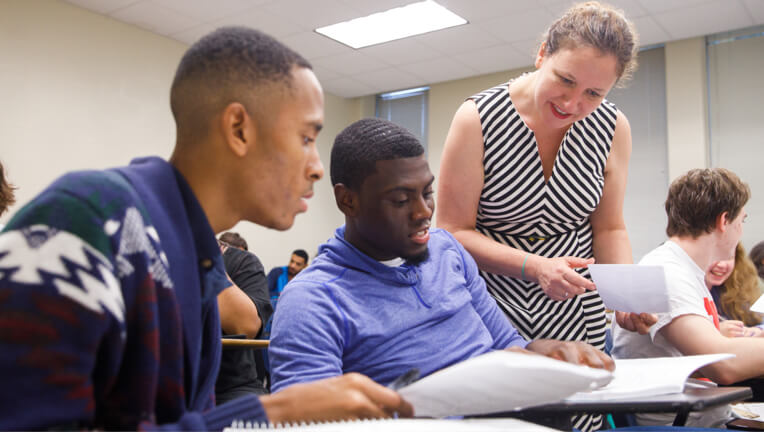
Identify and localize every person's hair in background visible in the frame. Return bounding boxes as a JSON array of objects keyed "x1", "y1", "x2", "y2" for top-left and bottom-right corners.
[
  {"x1": 665, "y1": 168, "x2": 750, "y2": 238},
  {"x1": 750, "y1": 241, "x2": 764, "y2": 280},
  {"x1": 220, "y1": 231, "x2": 249, "y2": 251},
  {"x1": 715, "y1": 243, "x2": 763, "y2": 326},
  {"x1": 543, "y1": 1, "x2": 638, "y2": 84},
  {"x1": 292, "y1": 249, "x2": 308, "y2": 262},
  {"x1": 0, "y1": 160, "x2": 16, "y2": 217}
]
